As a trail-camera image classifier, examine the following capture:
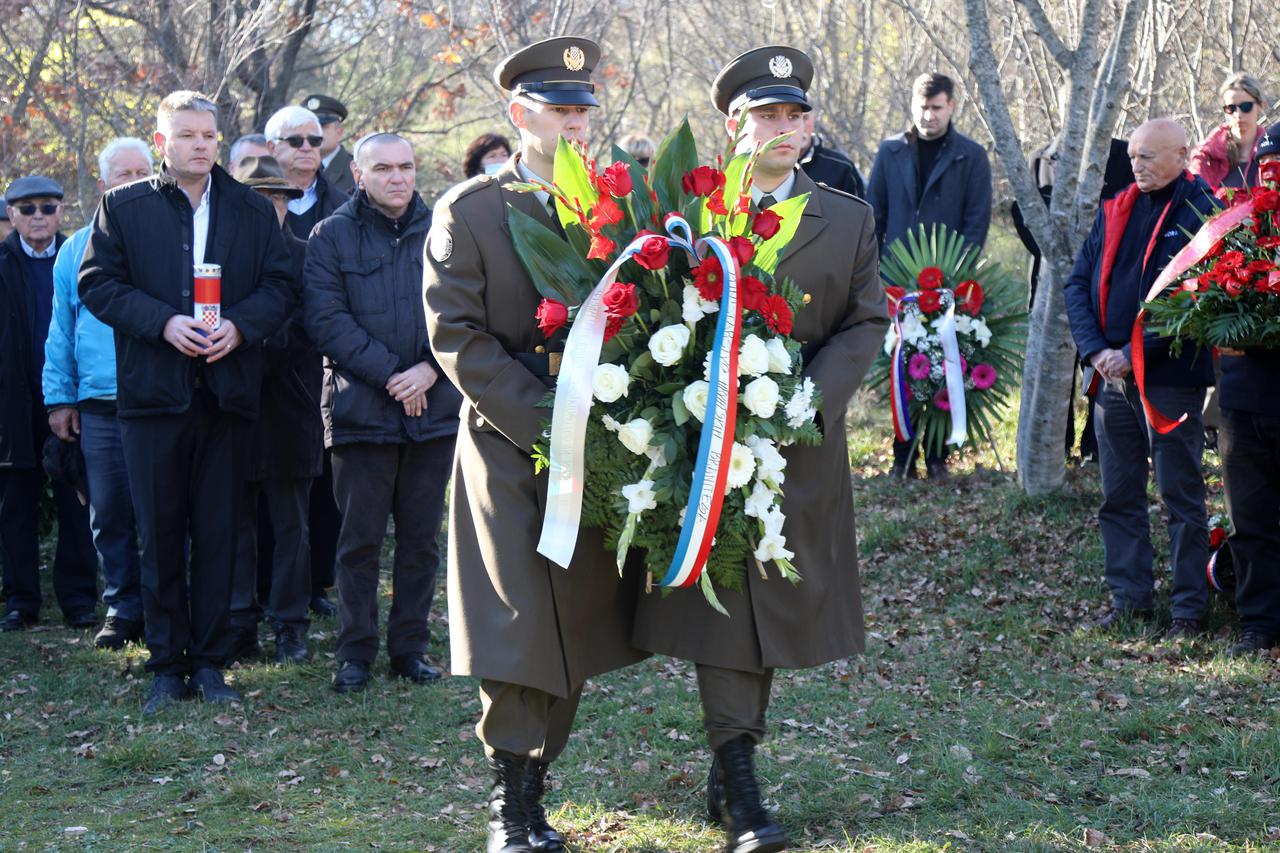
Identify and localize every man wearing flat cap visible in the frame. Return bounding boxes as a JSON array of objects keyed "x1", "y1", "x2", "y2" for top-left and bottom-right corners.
[
  {"x1": 631, "y1": 46, "x2": 888, "y2": 853},
  {"x1": 423, "y1": 35, "x2": 646, "y2": 853},
  {"x1": 1, "y1": 176, "x2": 99, "y2": 632},
  {"x1": 303, "y1": 94, "x2": 356, "y2": 196}
]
